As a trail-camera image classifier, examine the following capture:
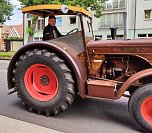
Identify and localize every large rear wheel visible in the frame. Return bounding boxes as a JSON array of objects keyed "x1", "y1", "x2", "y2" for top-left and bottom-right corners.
[
  {"x1": 128, "y1": 84, "x2": 152, "y2": 133},
  {"x1": 13, "y1": 49, "x2": 75, "y2": 116}
]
